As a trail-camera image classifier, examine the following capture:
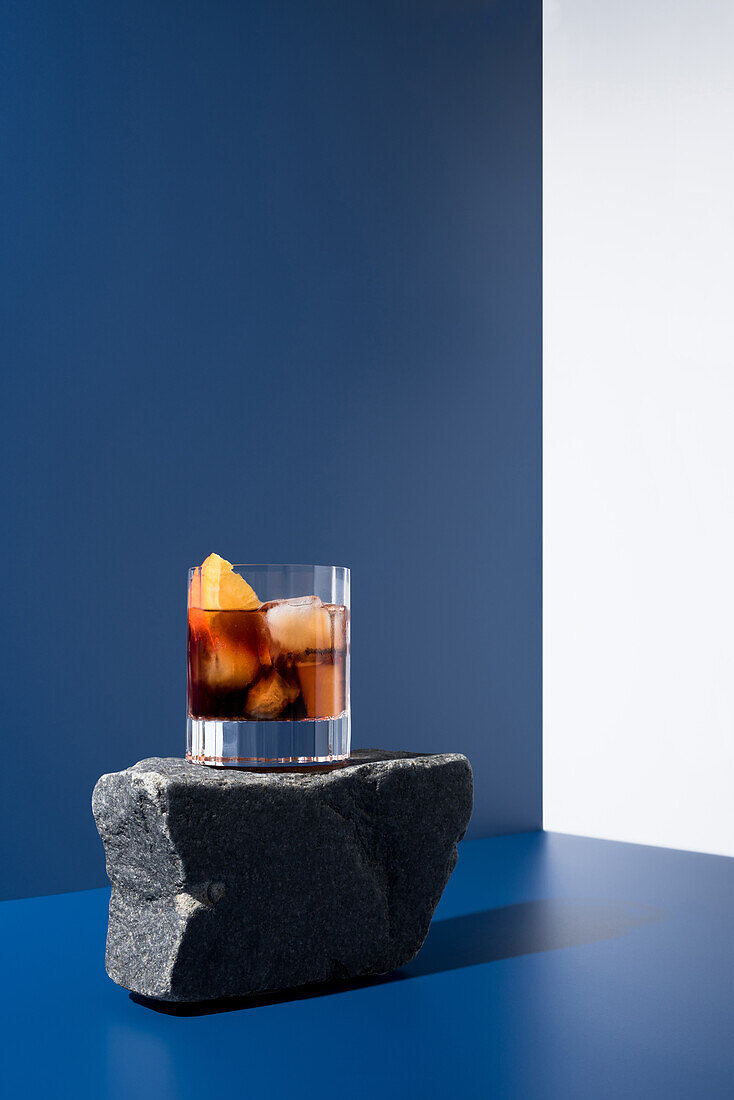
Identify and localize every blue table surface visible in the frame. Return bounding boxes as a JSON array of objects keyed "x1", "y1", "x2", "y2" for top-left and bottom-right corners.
[{"x1": 1, "y1": 831, "x2": 732, "y2": 1099}]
